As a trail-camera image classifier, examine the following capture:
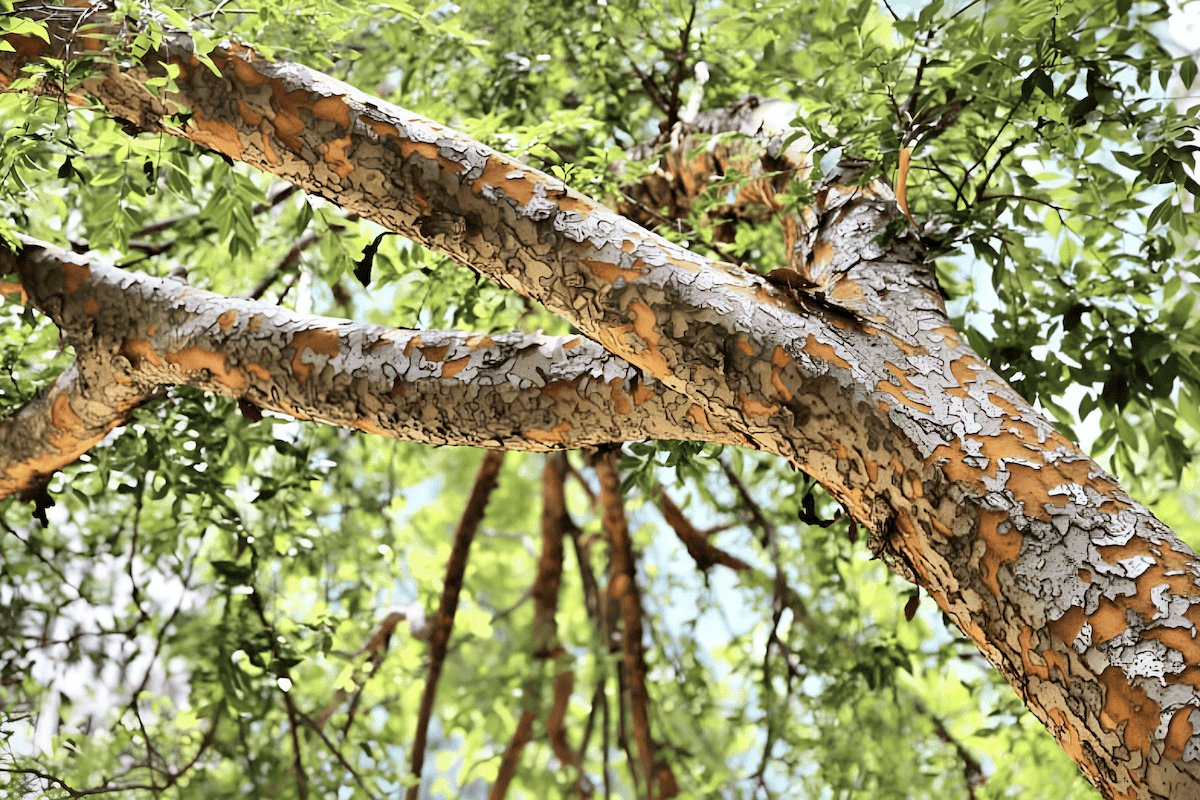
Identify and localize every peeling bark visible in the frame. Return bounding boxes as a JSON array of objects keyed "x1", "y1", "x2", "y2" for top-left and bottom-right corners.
[
  {"x1": 0, "y1": 237, "x2": 731, "y2": 497},
  {"x1": 4, "y1": 12, "x2": 1200, "y2": 798}
]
